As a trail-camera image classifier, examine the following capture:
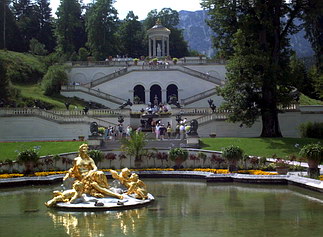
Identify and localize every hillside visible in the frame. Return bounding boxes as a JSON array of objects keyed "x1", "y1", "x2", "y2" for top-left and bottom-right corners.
[{"x1": 0, "y1": 50, "x2": 86, "y2": 109}]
